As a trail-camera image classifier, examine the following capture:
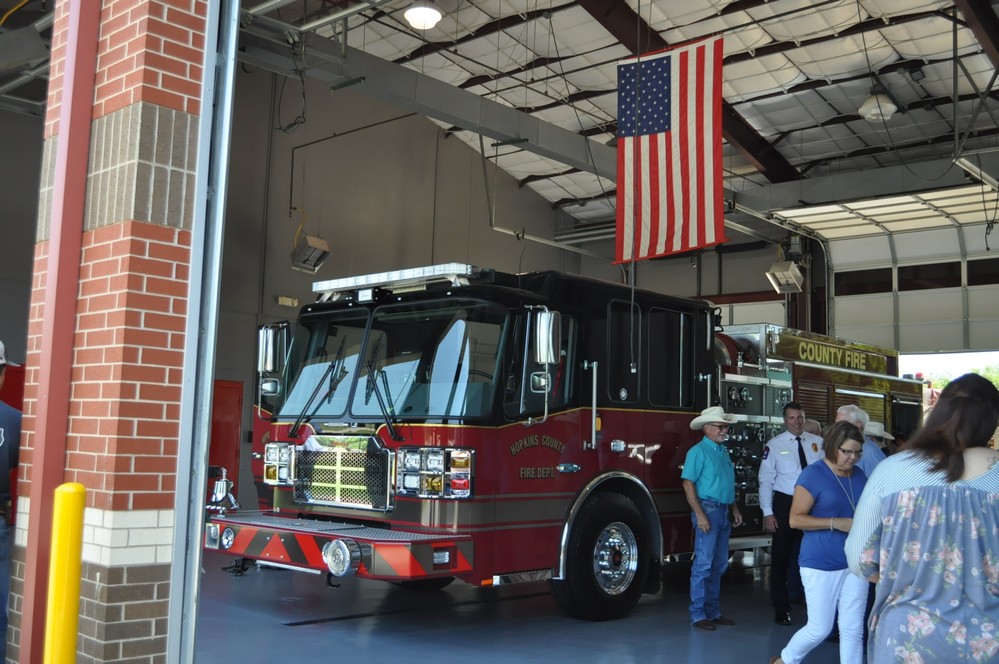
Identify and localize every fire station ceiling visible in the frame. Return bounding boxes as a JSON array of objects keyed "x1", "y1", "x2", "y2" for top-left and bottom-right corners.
[{"x1": 4, "y1": 1, "x2": 999, "y2": 257}]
